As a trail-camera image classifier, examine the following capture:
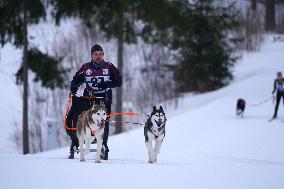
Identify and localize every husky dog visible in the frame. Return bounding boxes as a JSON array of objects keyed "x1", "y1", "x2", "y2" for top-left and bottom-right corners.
[
  {"x1": 236, "y1": 98, "x2": 246, "y2": 118},
  {"x1": 144, "y1": 106, "x2": 167, "y2": 163},
  {"x1": 77, "y1": 101, "x2": 107, "y2": 163}
]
